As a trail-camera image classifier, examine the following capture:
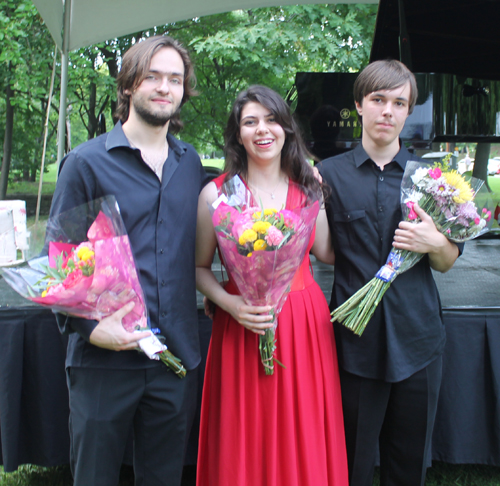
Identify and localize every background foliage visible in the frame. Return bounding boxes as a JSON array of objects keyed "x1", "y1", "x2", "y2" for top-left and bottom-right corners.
[{"x1": 0, "y1": 2, "x2": 377, "y2": 196}]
